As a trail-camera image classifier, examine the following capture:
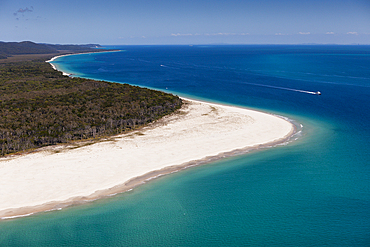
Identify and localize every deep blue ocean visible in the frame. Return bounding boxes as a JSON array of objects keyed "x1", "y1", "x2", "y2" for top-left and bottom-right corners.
[{"x1": 1, "y1": 45, "x2": 370, "y2": 246}]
